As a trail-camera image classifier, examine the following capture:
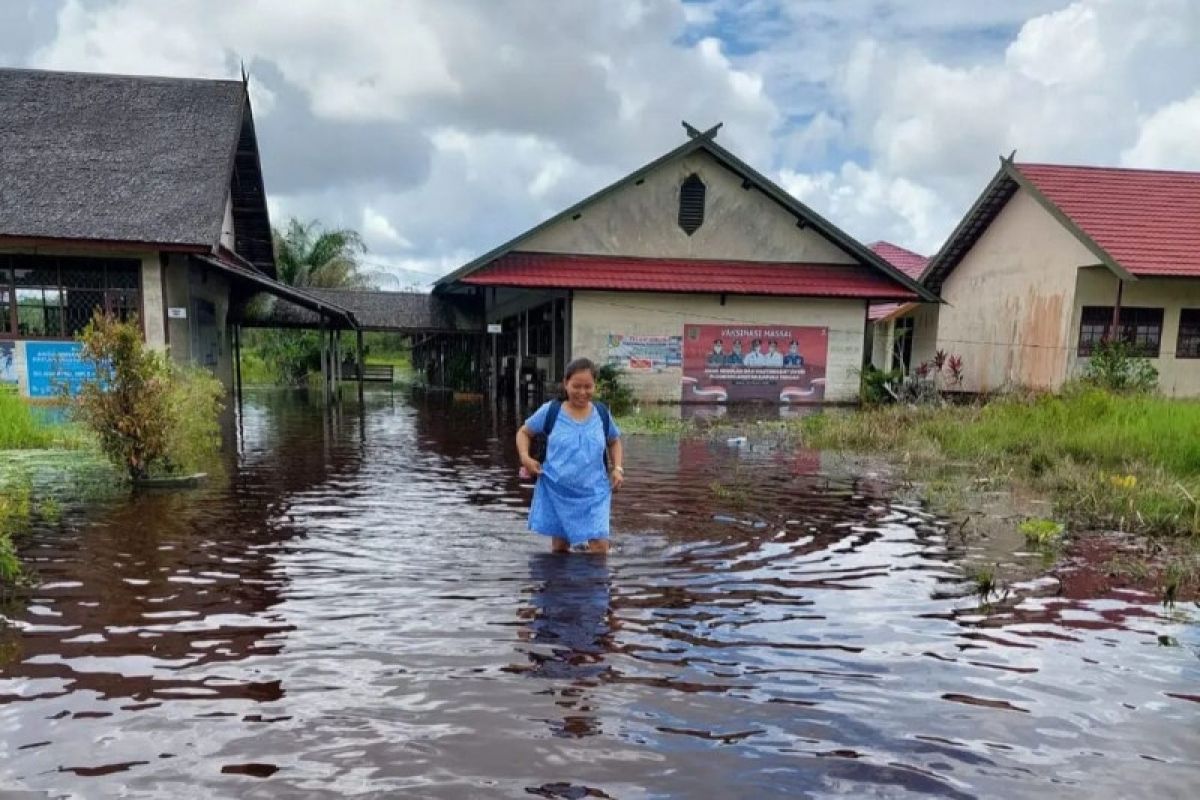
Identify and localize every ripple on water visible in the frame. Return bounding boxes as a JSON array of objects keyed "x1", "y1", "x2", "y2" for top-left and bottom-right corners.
[{"x1": 0, "y1": 391, "x2": 1197, "y2": 799}]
